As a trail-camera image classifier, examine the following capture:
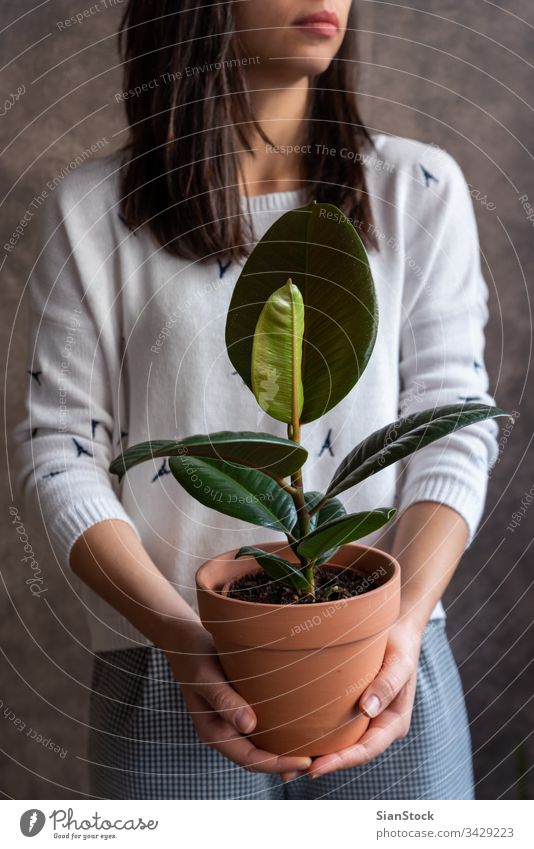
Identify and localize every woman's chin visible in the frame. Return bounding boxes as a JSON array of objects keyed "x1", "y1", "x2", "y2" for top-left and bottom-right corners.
[{"x1": 266, "y1": 54, "x2": 335, "y2": 80}]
